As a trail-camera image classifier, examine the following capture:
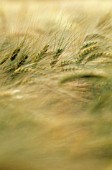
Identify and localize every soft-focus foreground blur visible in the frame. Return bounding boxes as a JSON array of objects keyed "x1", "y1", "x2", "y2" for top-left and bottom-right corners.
[{"x1": 0, "y1": 0, "x2": 112, "y2": 170}]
